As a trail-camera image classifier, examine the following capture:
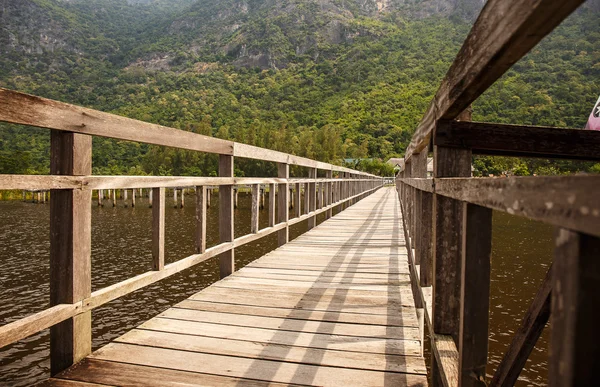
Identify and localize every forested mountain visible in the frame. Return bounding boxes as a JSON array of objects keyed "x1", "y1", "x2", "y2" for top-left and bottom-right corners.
[{"x1": 0, "y1": 0, "x2": 599, "y2": 177}]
